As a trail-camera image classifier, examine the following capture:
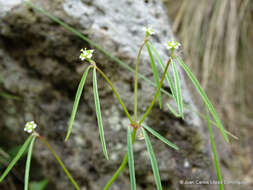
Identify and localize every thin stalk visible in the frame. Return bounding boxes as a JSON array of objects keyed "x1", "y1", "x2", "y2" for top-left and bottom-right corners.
[
  {"x1": 139, "y1": 58, "x2": 172, "y2": 124},
  {"x1": 134, "y1": 37, "x2": 149, "y2": 122},
  {"x1": 24, "y1": 136, "x2": 36, "y2": 190},
  {"x1": 95, "y1": 66, "x2": 133, "y2": 123},
  {"x1": 104, "y1": 128, "x2": 137, "y2": 190},
  {"x1": 205, "y1": 107, "x2": 224, "y2": 190},
  {"x1": 38, "y1": 135, "x2": 80, "y2": 190}
]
